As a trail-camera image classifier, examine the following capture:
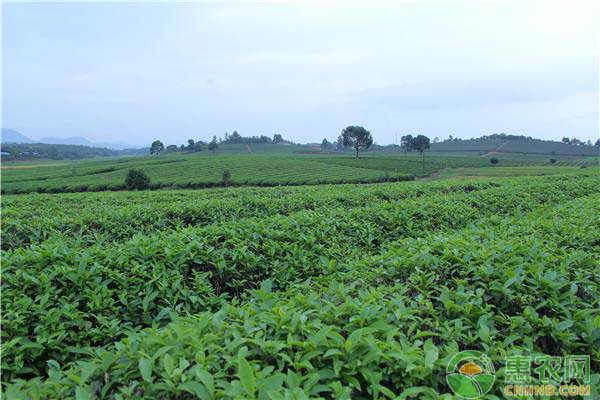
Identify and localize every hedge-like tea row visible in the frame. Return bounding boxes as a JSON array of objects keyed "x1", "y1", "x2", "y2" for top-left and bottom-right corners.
[
  {"x1": 1, "y1": 155, "x2": 417, "y2": 194},
  {"x1": 5, "y1": 195, "x2": 599, "y2": 399},
  {"x1": 2, "y1": 178, "x2": 504, "y2": 249},
  {"x1": 2, "y1": 172, "x2": 593, "y2": 249},
  {"x1": 0, "y1": 151, "x2": 564, "y2": 194},
  {"x1": 2, "y1": 174, "x2": 598, "y2": 382}
]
